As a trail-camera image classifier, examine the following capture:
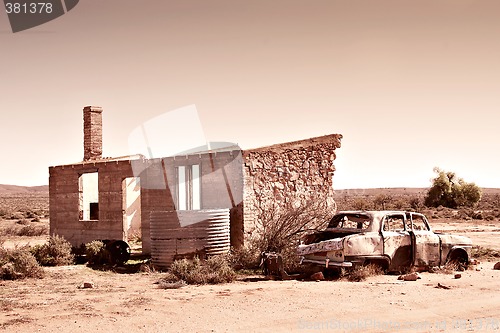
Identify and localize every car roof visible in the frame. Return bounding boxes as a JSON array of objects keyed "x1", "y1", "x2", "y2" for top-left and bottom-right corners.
[{"x1": 335, "y1": 210, "x2": 423, "y2": 218}]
